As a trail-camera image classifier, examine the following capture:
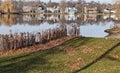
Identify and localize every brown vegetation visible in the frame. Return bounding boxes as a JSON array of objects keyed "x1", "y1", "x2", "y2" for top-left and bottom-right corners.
[
  {"x1": 0, "y1": 27, "x2": 68, "y2": 51},
  {"x1": 0, "y1": 0, "x2": 14, "y2": 13},
  {"x1": 0, "y1": 36, "x2": 74, "y2": 57}
]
